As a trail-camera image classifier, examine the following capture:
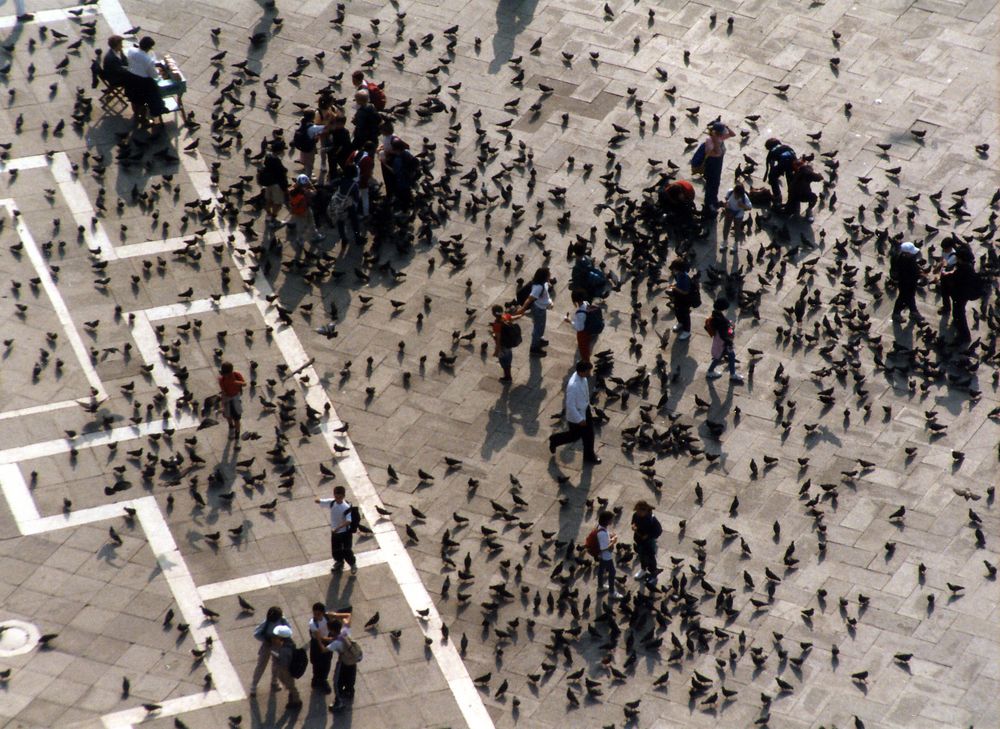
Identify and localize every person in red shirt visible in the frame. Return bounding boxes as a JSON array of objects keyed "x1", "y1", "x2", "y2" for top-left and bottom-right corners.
[
  {"x1": 659, "y1": 179, "x2": 697, "y2": 230},
  {"x1": 218, "y1": 361, "x2": 247, "y2": 439}
]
